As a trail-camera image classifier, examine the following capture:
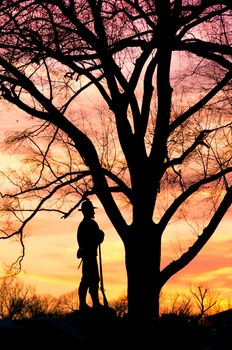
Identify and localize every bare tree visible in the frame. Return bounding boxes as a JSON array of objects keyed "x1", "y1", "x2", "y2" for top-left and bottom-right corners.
[
  {"x1": 26, "y1": 293, "x2": 66, "y2": 318},
  {"x1": 0, "y1": 276, "x2": 34, "y2": 319},
  {"x1": 163, "y1": 293, "x2": 193, "y2": 318},
  {"x1": 0, "y1": 1, "x2": 231, "y2": 322},
  {"x1": 160, "y1": 283, "x2": 220, "y2": 321},
  {"x1": 0, "y1": 276, "x2": 42, "y2": 319},
  {"x1": 0, "y1": 275, "x2": 72, "y2": 319},
  {"x1": 190, "y1": 283, "x2": 220, "y2": 320},
  {"x1": 110, "y1": 294, "x2": 128, "y2": 318},
  {"x1": 56, "y1": 290, "x2": 79, "y2": 314}
]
